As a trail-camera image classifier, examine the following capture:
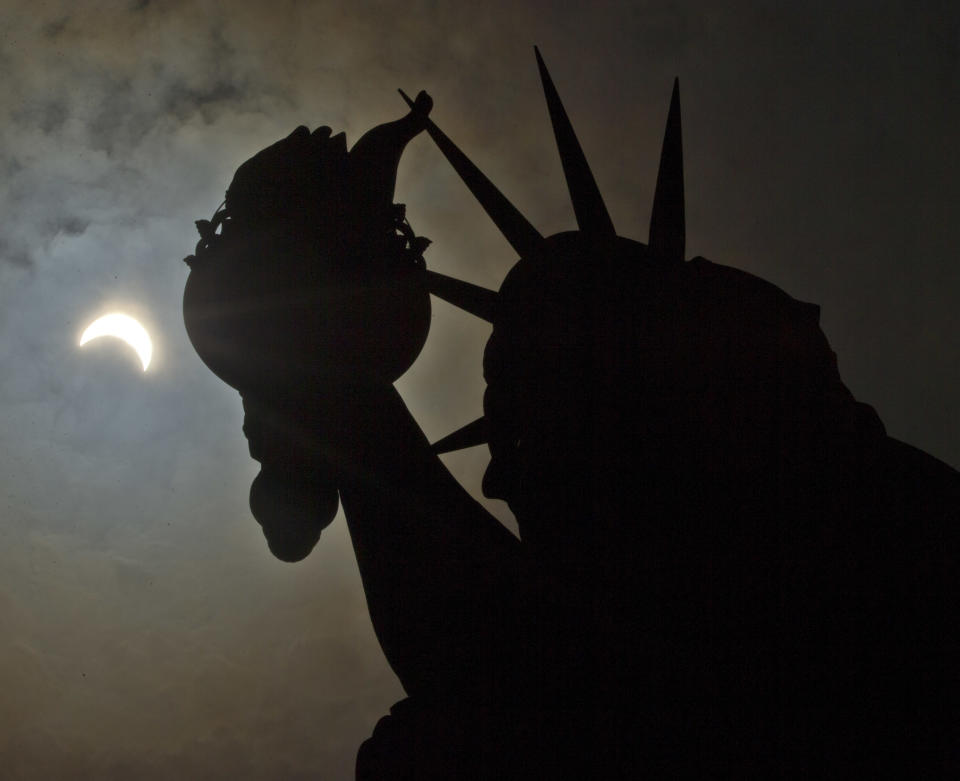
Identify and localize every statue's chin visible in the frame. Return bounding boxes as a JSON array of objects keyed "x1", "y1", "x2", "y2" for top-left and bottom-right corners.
[{"x1": 248, "y1": 468, "x2": 340, "y2": 562}]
